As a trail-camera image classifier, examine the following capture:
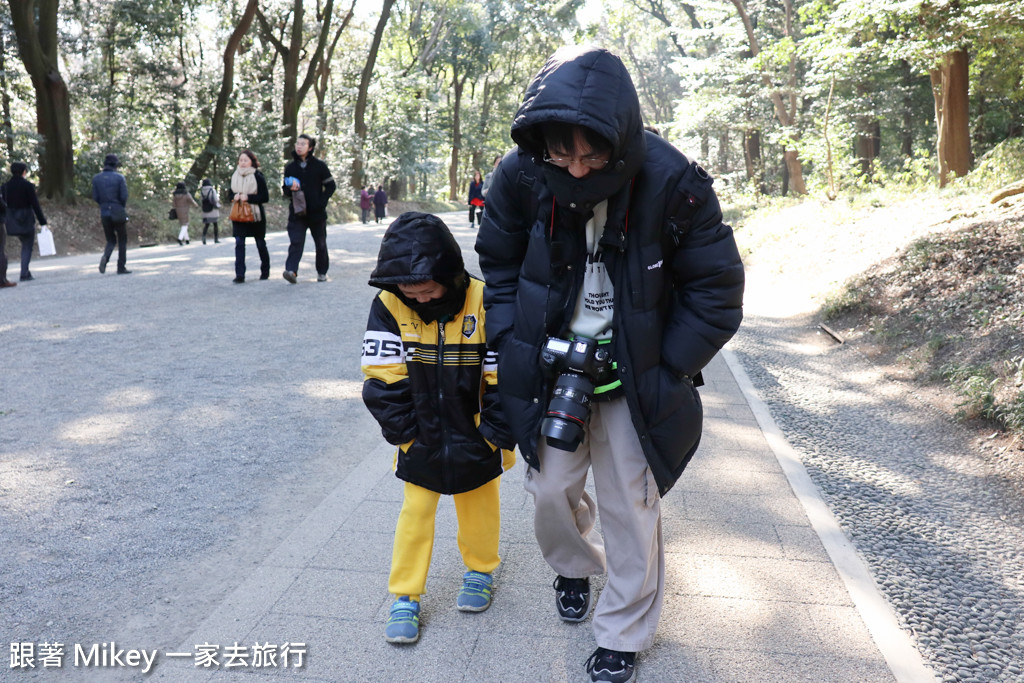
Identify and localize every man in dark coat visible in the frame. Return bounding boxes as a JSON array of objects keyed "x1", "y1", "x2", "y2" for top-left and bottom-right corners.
[
  {"x1": 475, "y1": 46, "x2": 744, "y2": 683},
  {"x1": 1, "y1": 162, "x2": 47, "y2": 282},
  {"x1": 282, "y1": 133, "x2": 336, "y2": 283},
  {"x1": 373, "y1": 185, "x2": 388, "y2": 223},
  {"x1": 91, "y1": 153, "x2": 131, "y2": 274},
  {"x1": 0, "y1": 190, "x2": 14, "y2": 287}
]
